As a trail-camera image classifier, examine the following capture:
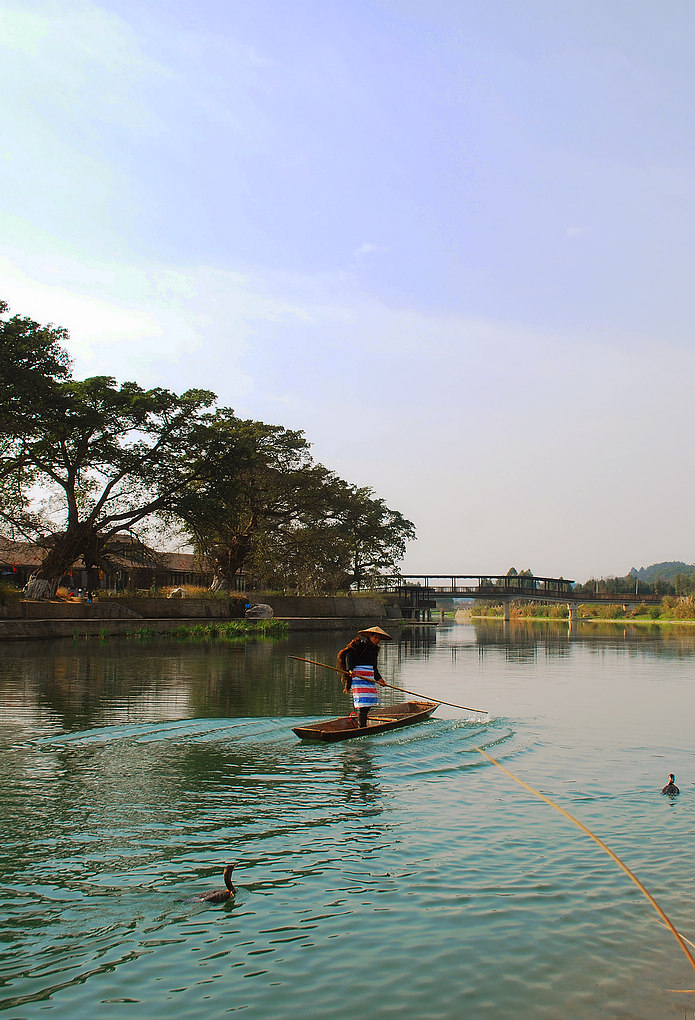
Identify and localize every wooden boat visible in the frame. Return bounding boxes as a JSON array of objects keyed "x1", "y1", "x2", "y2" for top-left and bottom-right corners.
[{"x1": 293, "y1": 700, "x2": 438, "y2": 742}]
